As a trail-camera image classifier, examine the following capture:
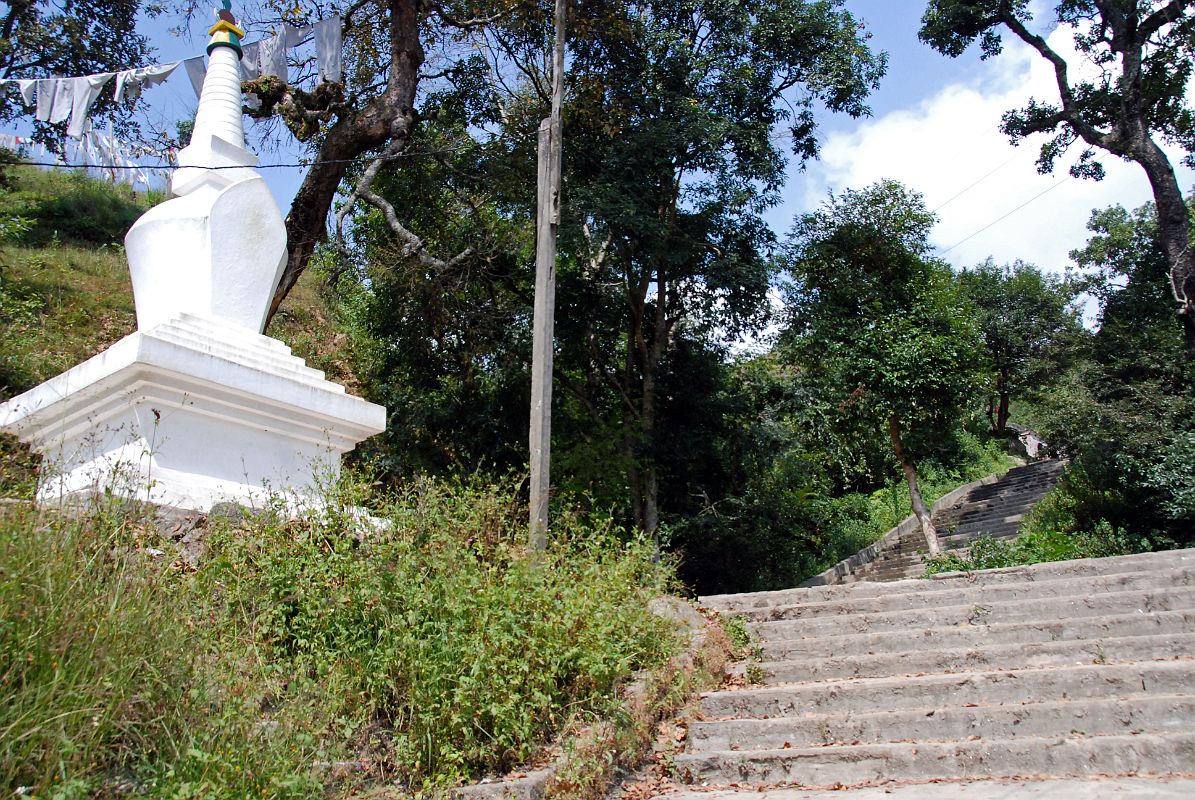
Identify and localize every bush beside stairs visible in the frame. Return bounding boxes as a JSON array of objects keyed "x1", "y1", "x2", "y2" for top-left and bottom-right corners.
[{"x1": 634, "y1": 549, "x2": 1195, "y2": 797}]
